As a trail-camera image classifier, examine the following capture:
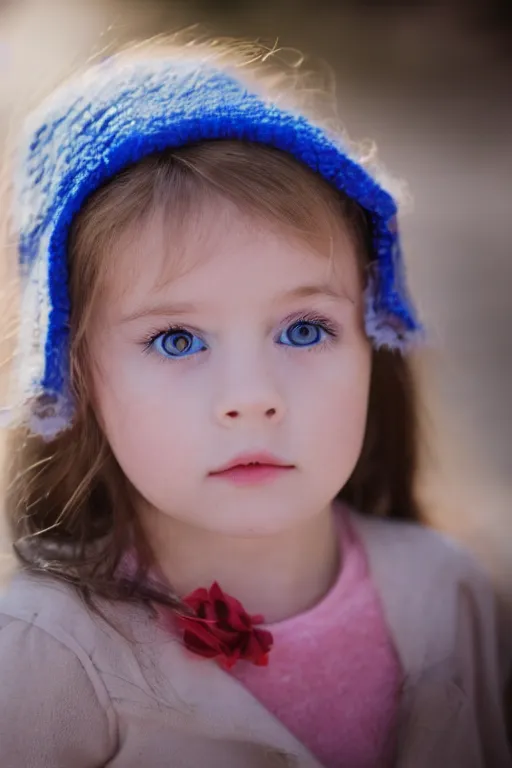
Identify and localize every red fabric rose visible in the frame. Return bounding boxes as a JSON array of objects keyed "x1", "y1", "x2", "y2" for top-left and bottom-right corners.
[{"x1": 174, "y1": 582, "x2": 274, "y2": 670}]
